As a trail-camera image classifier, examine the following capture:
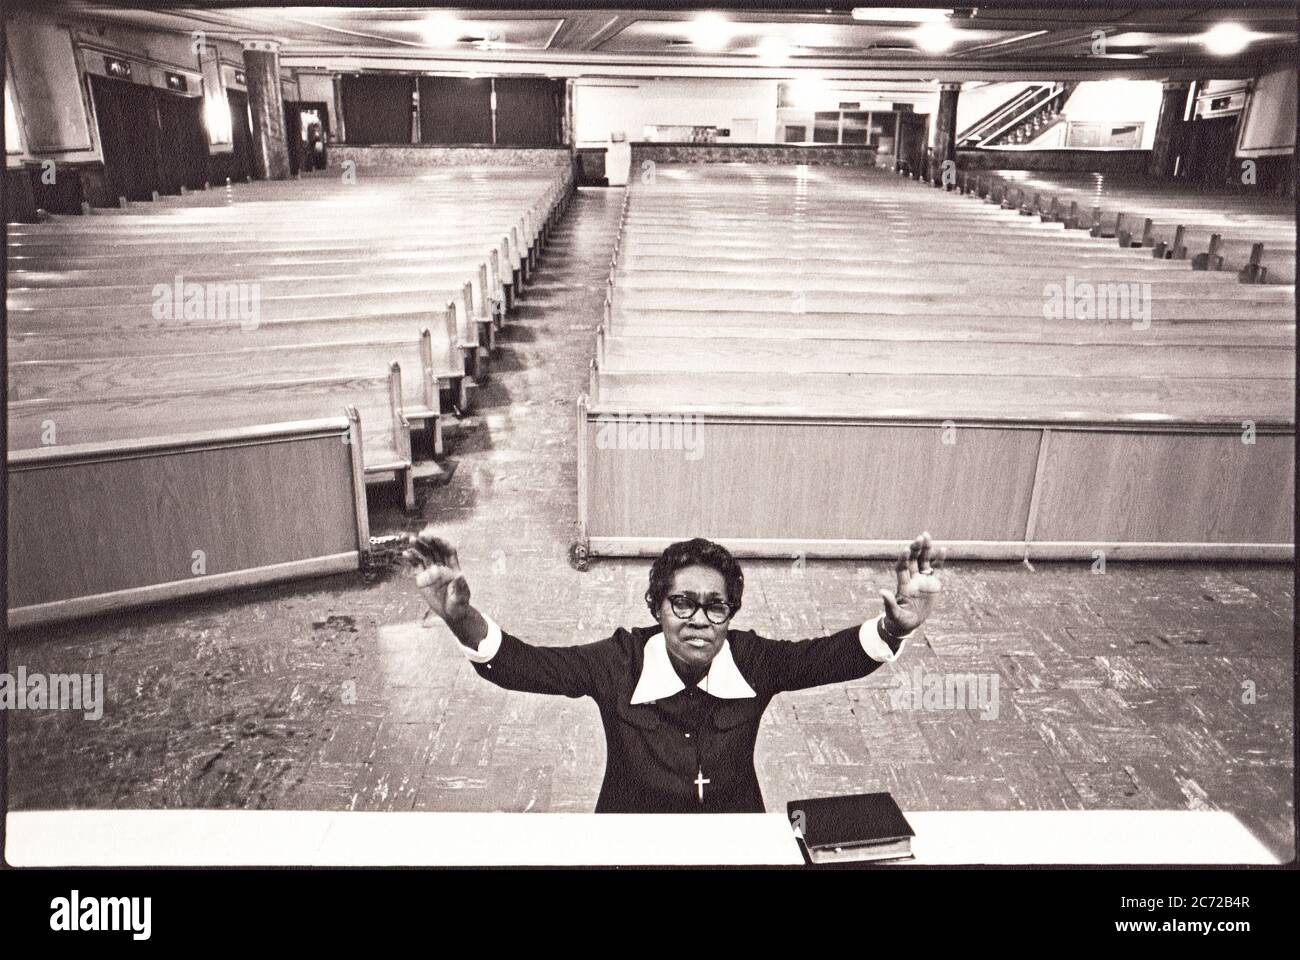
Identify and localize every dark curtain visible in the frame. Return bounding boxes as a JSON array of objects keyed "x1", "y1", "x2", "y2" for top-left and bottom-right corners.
[
  {"x1": 28, "y1": 162, "x2": 91, "y2": 214},
  {"x1": 5, "y1": 163, "x2": 40, "y2": 221},
  {"x1": 896, "y1": 112, "x2": 929, "y2": 174},
  {"x1": 418, "y1": 77, "x2": 492, "y2": 144},
  {"x1": 1177, "y1": 115, "x2": 1240, "y2": 187},
  {"x1": 90, "y1": 74, "x2": 159, "y2": 201},
  {"x1": 340, "y1": 74, "x2": 414, "y2": 144},
  {"x1": 155, "y1": 90, "x2": 209, "y2": 192},
  {"x1": 230, "y1": 89, "x2": 255, "y2": 181},
  {"x1": 494, "y1": 78, "x2": 563, "y2": 146},
  {"x1": 283, "y1": 101, "x2": 304, "y2": 175}
]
